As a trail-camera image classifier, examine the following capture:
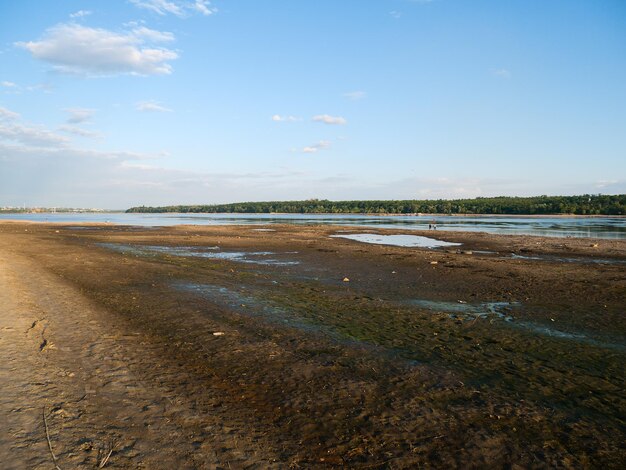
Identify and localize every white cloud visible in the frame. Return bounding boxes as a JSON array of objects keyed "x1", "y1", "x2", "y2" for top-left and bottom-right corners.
[
  {"x1": 595, "y1": 180, "x2": 619, "y2": 189},
  {"x1": 69, "y1": 10, "x2": 92, "y2": 19},
  {"x1": 136, "y1": 100, "x2": 173, "y2": 112},
  {"x1": 0, "y1": 105, "x2": 154, "y2": 163},
  {"x1": 302, "y1": 140, "x2": 331, "y2": 154},
  {"x1": 0, "y1": 107, "x2": 69, "y2": 147},
  {"x1": 130, "y1": 0, "x2": 216, "y2": 17},
  {"x1": 17, "y1": 23, "x2": 178, "y2": 76},
  {"x1": 64, "y1": 107, "x2": 95, "y2": 123},
  {"x1": 1, "y1": 81, "x2": 17, "y2": 87},
  {"x1": 25, "y1": 83, "x2": 54, "y2": 93},
  {"x1": 58, "y1": 125, "x2": 101, "y2": 138},
  {"x1": 271, "y1": 114, "x2": 300, "y2": 122},
  {"x1": 389, "y1": 11, "x2": 402, "y2": 19},
  {"x1": 0, "y1": 107, "x2": 21, "y2": 120},
  {"x1": 494, "y1": 68, "x2": 511, "y2": 79},
  {"x1": 343, "y1": 91, "x2": 366, "y2": 100},
  {"x1": 192, "y1": 0, "x2": 217, "y2": 15},
  {"x1": 131, "y1": 26, "x2": 175, "y2": 42},
  {"x1": 312, "y1": 114, "x2": 347, "y2": 125}
]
